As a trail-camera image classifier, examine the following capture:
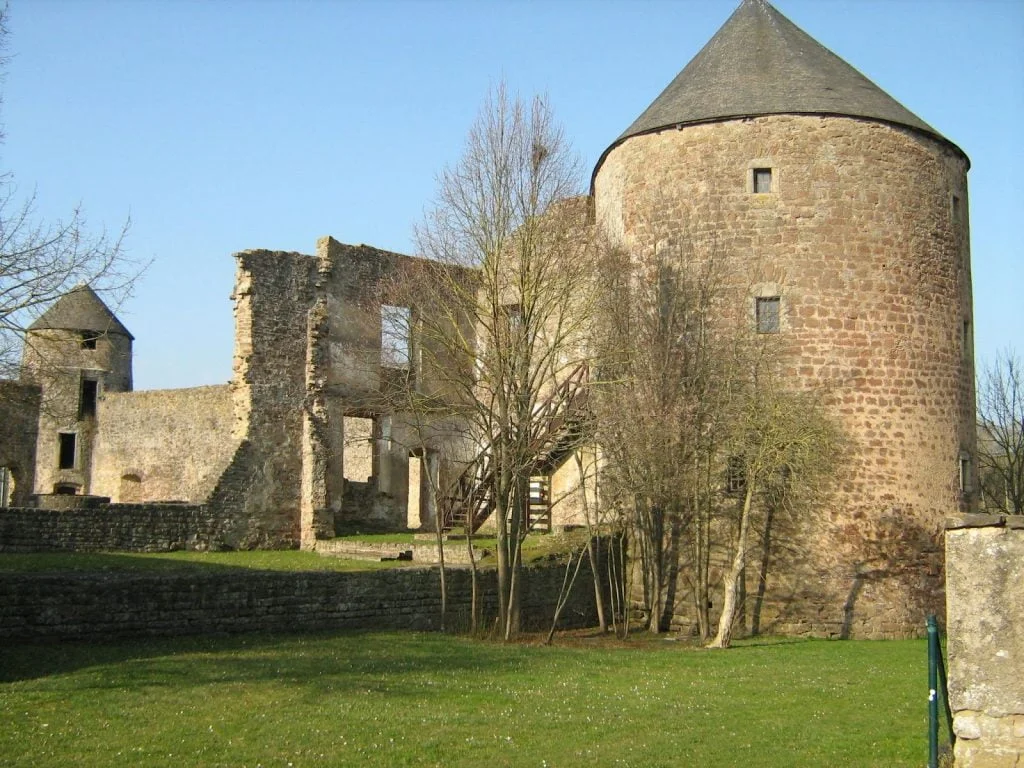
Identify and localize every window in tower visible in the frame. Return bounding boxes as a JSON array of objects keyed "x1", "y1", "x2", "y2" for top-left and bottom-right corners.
[
  {"x1": 755, "y1": 296, "x2": 781, "y2": 334},
  {"x1": 959, "y1": 452, "x2": 972, "y2": 494},
  {"x1": 81, "y1": 331, "x2": 100, "y2": 350},
  {"x1": 58, "y1": 432, "x2": 77, "y2": 470},
  {"x1": 753, "y1": 168, "x2": 773, "y2": 194},
  {"x1": 79, "y1": 378, "x2": 98, "y2": 419}
]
